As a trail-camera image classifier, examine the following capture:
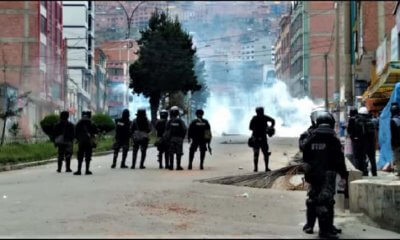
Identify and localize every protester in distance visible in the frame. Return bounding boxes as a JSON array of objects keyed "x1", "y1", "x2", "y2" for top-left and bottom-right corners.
[
  {"x1": 112, "y1": 109, "x2": 131, "y2": 169},
  {"x1": 53, "y1": 111, "x2": 75, "y2": 173},
  {"x1": 131, "y1": 108, "x2": 152, "y2": 169}
]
